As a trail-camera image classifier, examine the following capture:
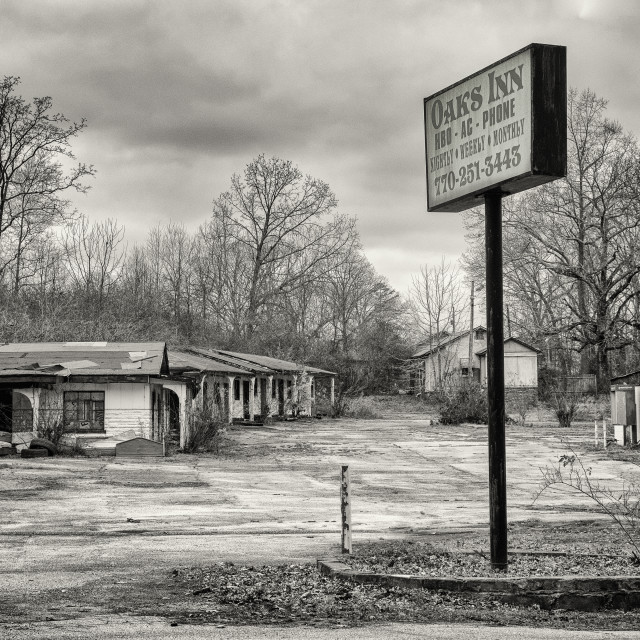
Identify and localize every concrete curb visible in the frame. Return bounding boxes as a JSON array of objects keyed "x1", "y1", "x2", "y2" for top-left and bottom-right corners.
[{"x1": 317, "y1": 559, "x2": 640, "y2": 611}]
